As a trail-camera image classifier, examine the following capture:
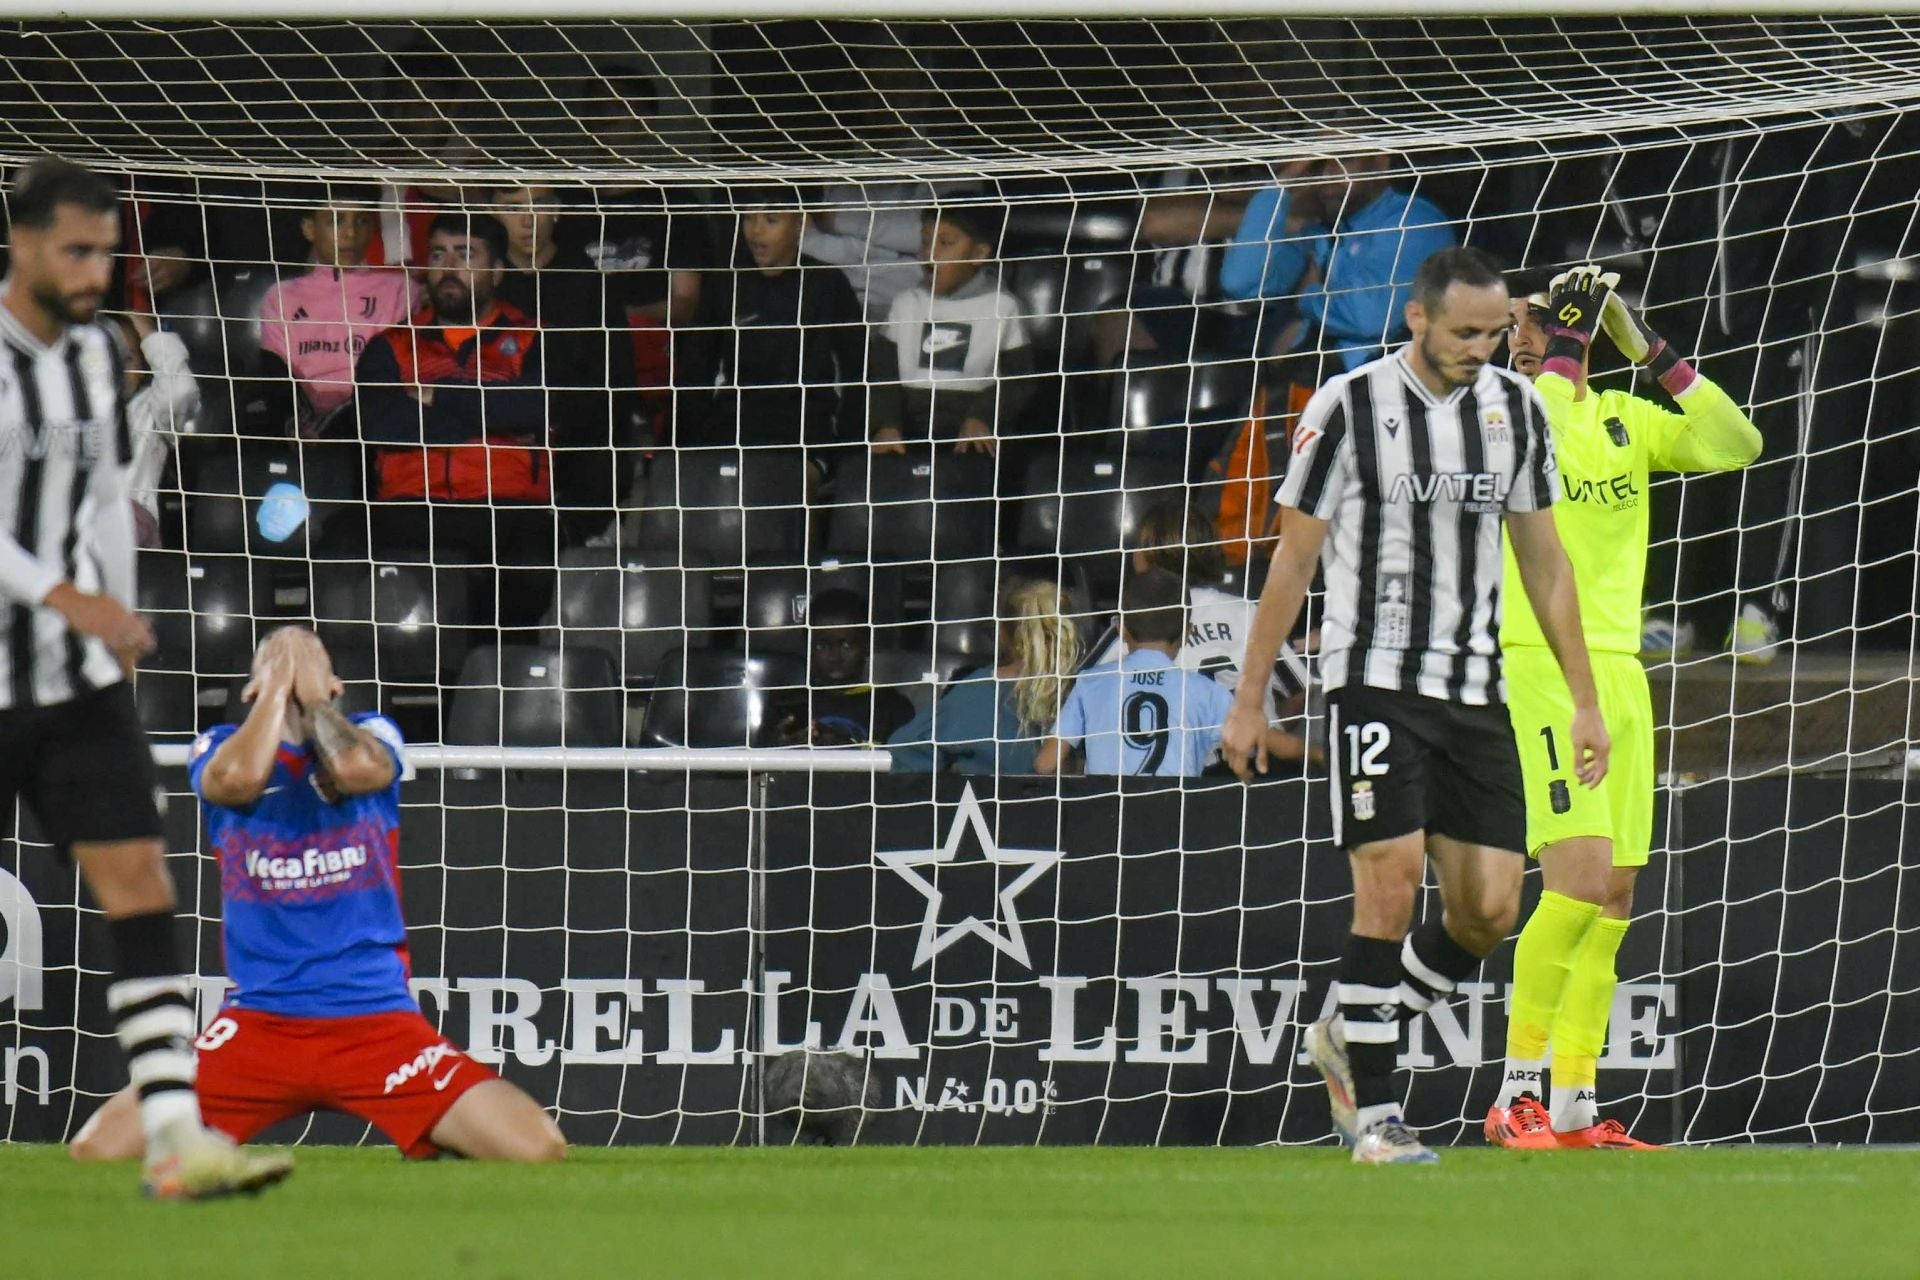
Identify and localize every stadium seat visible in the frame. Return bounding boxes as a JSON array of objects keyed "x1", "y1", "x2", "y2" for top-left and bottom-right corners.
[
  {"x1": 632, "y1": 446, "x2": 808, "y2": 571},
  {"x1": 134, "y1": 672, "x2": 199, "y2": 740},
  {"x1": 1002, "y1": 198, "x2": 1139, "y2": 255},
  {"x1": 1005, "y1": 252, "x2": 1132, "y2": 370},
  {"x1": 639, "y1": 647, "x2": 807, "y2": 749},
  {"x1": 868, "y1": 646, "x2": 975, "y2": 717},
  {"x1": 1015, "y1": 451, "x2": 1187, "y2": 560},
  {"x1": 185, "y1": 555, "x2": 265, "y2": 681},
  {"x1": 824, "y1": 448, "x2": 997, "y2": 565},
  {"x1": 542, "y1": 547, "x2": 715, "y2": 686},
  {"x1": 1110, "y1": 358, "x2": 1257, "y2": 479},
  {"x1": 740, "y1": 558, "x2": 896, "y2": 658},
  {"x1": 309, "y1": 553, "x2": 470, "y2": 686},
  {"x1": 176, "y1": 437, "x2": 246, "y2": 555},
  {"x1": 137, "y1": 548, "x2": 193, "y2": 676},
  {"x1": 445, "y1": 645, "x2": 624, "y2": 748}
]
